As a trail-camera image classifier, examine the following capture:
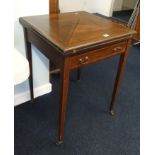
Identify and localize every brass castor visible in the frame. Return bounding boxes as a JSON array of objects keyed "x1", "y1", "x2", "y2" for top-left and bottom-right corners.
[
  {"x1": 55, "y1": 141, "x2": 64, "y2": 146},
  {"x1": 110, "y1": 110, "x2": 115, "y2": 116}
]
